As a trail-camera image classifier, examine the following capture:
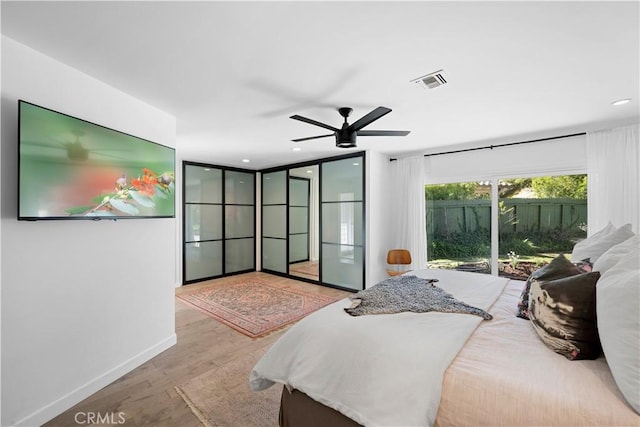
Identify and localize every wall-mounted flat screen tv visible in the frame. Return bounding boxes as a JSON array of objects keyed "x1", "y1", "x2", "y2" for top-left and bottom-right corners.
[{"x1": 18, "y1": 100, "x2": 175, "y2": 220}]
